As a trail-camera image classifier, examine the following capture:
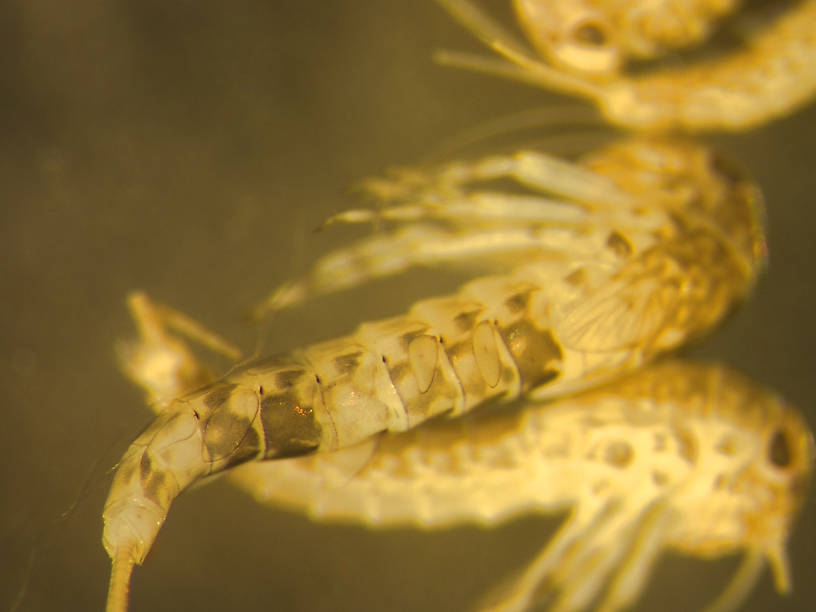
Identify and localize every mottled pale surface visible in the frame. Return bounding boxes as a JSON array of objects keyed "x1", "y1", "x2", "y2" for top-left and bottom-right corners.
[{"x1": 1, "y1": 1, "x2": 814, "y2": 611}]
